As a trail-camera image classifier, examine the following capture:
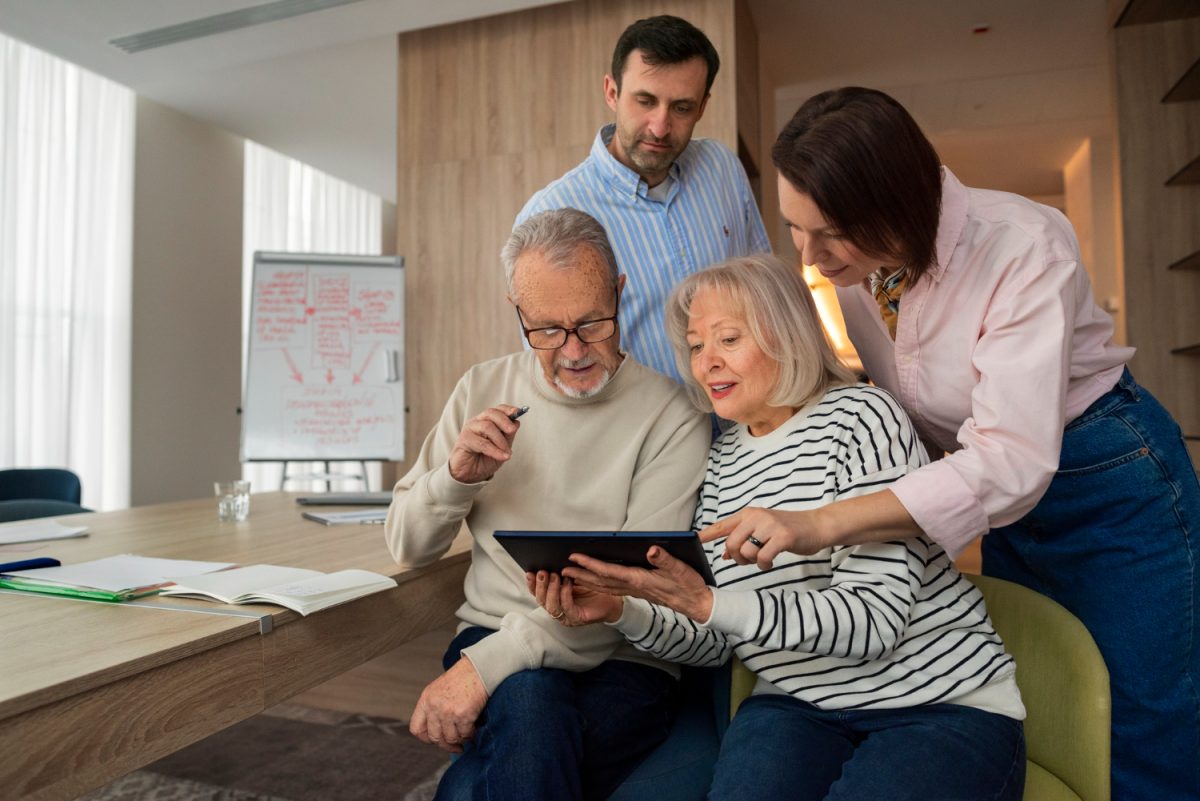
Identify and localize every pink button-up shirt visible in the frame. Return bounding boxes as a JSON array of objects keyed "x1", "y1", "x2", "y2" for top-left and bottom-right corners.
[{"x1": 836, "y1": 168, "x2": 1134, "y2": 557}]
